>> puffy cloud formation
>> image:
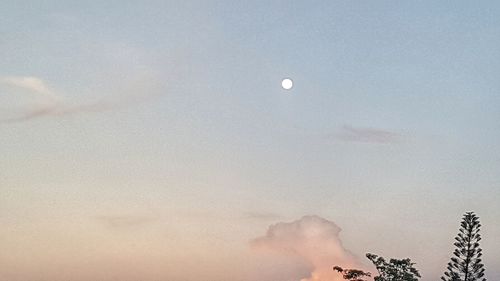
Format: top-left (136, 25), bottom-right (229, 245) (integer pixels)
top-left (251, 215), bottom-right (365, 281)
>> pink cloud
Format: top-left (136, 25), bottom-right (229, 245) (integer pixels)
top-left (251, 215), bottom-right (367, 281)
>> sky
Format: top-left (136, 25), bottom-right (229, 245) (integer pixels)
top-left (1, 1), bottom-right (500, 280)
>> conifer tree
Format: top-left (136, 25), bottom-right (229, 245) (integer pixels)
top-left (441, 212), bottom-right (486, 281)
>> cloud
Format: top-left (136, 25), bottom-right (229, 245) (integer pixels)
top-left (0, 75), bottom-right (161, 124)
top-left (331, 125), bottom-right (402, 144)
top-left (0, 76), bottom-right (60, 123)
top-left (95, 215), bottom-right (157, 229)
top-left (243, 211), bottom-right (283, 221)
top-left (0, 76), bottom-right (58, 98)
top-left (251, 215), bottom-right (365, 281)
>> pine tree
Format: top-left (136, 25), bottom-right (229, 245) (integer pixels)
top-left (441, 212), bottom-right (486, 281)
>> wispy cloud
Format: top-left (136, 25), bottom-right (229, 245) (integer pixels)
top-left (331, 125), bottom-right (402, 144)
top-left (95, 215), bottom-right (157, 229)
top-left (243, 212), bottom-right (283, 221)
top-left (0, 75), bottom-right (161, 124)
top-left (0, 76), bottom-right (58, 98)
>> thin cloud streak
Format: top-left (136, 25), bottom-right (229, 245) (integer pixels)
top-left (1, 106), bottom-right (58, 124)
top-left (243, 212), bottom-right (283, 221)
top-left (0, 75), bottom-right (163, 124)
top-left (332, 125), bottom-right (403, 144)
top-left (95, 215), bottom-right (157, 229)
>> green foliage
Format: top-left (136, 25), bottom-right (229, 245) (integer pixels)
top-left (441, 212), bottom-right (486, 281)
top-left (333, 266), bottom-right (371, 281)
top-left (366, 253), bottom-right (421, 281)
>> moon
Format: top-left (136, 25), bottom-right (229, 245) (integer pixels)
top-left (281, 78), bottom-right (293, 90)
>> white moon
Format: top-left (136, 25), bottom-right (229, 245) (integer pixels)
top-left (281, 78), bottom-right (293, 90)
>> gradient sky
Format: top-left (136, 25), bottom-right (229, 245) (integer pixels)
top-left (1, 1), bottom-right (500, 281)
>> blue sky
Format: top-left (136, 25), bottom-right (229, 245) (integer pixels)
top-left (1, 1), bottom-right (500, 280)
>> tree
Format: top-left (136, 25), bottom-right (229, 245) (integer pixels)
top-left (334, 254), bottom-right (420, 281)
top-left (366, 253), bottom-right (421, 281)
top-left (441, 212), bottom-right (486, 281)
top-left (333, 266), bottom-right (371, 281)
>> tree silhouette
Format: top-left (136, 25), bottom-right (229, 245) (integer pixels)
top-left (366, 253), bottom-right (421, 281)
top-left (333, 266), bottom-right (371, 281)
top-left (441, 212), bottom-right (486, 281)
top-left (334, 254), bottom-right (420, 281)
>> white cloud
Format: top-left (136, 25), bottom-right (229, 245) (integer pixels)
top-left (251, 215), bottom-right (367, 281)
top-left (0, 76), bottom-right (59, 100)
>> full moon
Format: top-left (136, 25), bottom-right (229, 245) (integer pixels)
top-left (281, 78), bottom-right (293, 90)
